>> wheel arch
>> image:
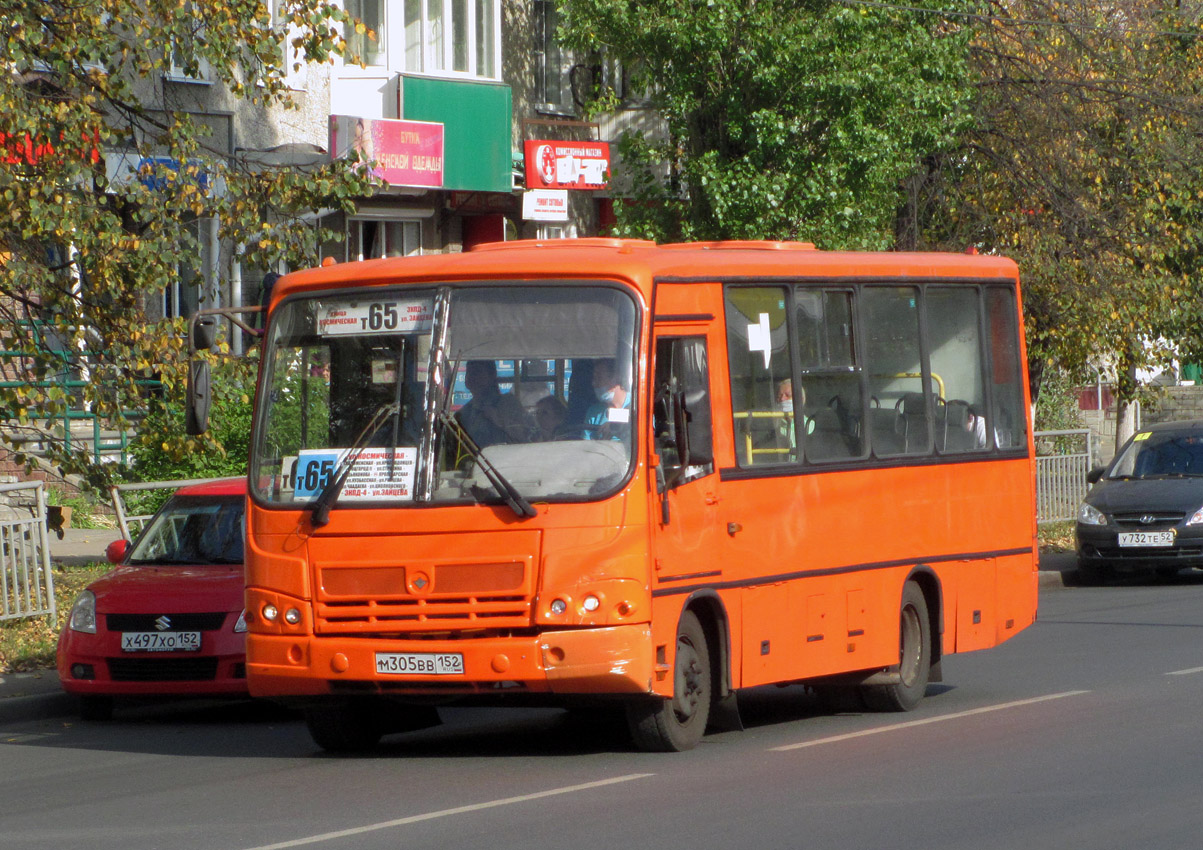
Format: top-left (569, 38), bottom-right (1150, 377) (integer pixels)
top-left (903, 565), bottom-right (944, 676)
top-left (678, 589), bottom-right (733, 698)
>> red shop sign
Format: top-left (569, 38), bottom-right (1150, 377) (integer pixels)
top-left (524, 140), bottom-right (610, 190)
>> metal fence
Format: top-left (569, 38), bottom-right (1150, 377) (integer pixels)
top-left (108, 477), bottom-right (234, 542)
top-left (0, 481), bottom-right (56, 623)
top-left (1034, 428), bottom-right (1094, 524)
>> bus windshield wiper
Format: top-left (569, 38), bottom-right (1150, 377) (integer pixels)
top-left (310, 401), bottom-right (400, 527)
top-left (437, 410), bottom-right (536, 519)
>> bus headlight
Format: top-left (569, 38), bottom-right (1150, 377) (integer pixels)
top-left (1077, 503), bottom-right (1107, 526)
top-left (549, 599), bottom-right (568, 616)
top-left (262, 604), bottom-right (279, 622)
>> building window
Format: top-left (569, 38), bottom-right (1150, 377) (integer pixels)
top-left (164, 220), bottom-right (211, 320)
top-left (346, 0), bottom-right (386, 67)
top-left (404, 0), bottom-right (499, 78)
top-left (350, 219), bottom-right (422, 260)
top-left (534, 0), bottom-right (574, 112)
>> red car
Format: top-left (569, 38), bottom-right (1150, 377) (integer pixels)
top-left (57, 478), bottom-right (249, 720)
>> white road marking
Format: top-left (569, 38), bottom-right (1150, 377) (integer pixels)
top-left (770, 690), bottom-right (1091, 752)
top-left (1165, 666), bottom-right (1203, 676)
top-left (240, 773), bottom-right (655, 850)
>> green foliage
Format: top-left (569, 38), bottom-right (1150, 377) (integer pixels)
top-left (122, 355), bottom-right (257, 516)
top-left (559, 0), bottom-right (974, 246)
top-left (916, 1), bottom-right (1203, 404)
top-left (1034, 368), bottom-right (1087, 434)
top-left (0, 0), bottom-right (374, 484)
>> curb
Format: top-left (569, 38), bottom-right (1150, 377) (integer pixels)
top-left (0, 691), bottom-right (74, 725)
top-left (1039, 570), bottom-right (1071, 588)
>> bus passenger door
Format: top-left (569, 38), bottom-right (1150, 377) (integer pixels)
top-left (650, 332), bottom-right (727, 586)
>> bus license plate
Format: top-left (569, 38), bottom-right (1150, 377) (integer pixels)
top-left (375, 652), bottom-right (464, 676)
top-left (1118, 531), bottom-right (1175, 547)
top-left (121, 631), bottom-right (202, 652)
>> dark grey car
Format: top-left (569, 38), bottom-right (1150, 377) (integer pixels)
top-left (1076, 420), bottom-right (1203, 585)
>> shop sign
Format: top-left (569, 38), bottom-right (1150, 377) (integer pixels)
top-left (330, 115), bottom-right (444, 188)
top-left (523, 189), bottom-right (569, 222)
top-left (524, 140), bottom-right (609, 190)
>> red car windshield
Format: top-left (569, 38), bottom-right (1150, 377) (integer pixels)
top-left (127, 495), bottom-right (245, 566)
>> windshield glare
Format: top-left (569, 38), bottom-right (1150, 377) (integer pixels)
top-left (252, 284), bottom-right (639, 507)
top-left (1109, 431), bottom-right (1203, 478)
top-left (128, 497), bottom-right (245, 565)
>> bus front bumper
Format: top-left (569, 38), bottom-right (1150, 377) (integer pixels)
top-left (246, 624), bottom-right (655, 699)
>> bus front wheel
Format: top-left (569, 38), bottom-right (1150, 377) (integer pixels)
top-left (626, 610), bottom-right (711, 752)
top-left (304, 699), bottom-right (385, 753)
top-left (862, 582), bottom-right (931, 712)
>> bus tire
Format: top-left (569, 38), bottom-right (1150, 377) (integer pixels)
top-left (626, 610), bottom-right (711, 752)
top-left (304, 700), bottom-right (384, 753)
top-left (862, 582), bottom-right (931, 712)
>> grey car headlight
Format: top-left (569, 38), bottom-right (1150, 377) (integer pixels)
top-left (1077, 503), bottom-right (1107, 526)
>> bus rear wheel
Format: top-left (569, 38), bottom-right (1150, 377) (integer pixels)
top-left (862, 582), bottom-right (931, 712)
top-left (626, 610), bottom-right (711, 752)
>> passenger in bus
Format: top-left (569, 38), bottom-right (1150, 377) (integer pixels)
top-left (456, 360), bottom-right (532, 447)
top-left (533, 395), bottom-right (568, 441)
top-left (585, 359), bottom-right (631, 440)
top-left (966, 405), bottom-right (989, 449)
top-left (776, 379), bottom-right (815, 449)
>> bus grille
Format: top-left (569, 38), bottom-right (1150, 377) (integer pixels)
top-left (314, 595), bottom-right (531, 633)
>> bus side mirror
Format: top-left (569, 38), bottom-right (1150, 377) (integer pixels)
top-left (192, 313), bottom-right (218, 352)
top-left (185, 359), bottom-right (211, 435)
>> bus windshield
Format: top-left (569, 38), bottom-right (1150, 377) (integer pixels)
top-left (251, 283), bottom-right (639, 508)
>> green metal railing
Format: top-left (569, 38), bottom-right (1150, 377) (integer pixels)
top-left (0, 332), bottom-right (160, 466)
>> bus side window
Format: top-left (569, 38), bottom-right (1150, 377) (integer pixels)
top-left (795, 288), bottom-right (865, 462)
top-left (863, 286), bottom-right (931, 457)
top-left (986, 287), bottom-right (1027, 449)
top-left (725, 287), bottom-right (792, 467)
top-left (654, 336), bottom-right (713, 484)
top-left (927, 286), bottom-right (988, 453)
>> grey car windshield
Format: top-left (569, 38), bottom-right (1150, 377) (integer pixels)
top-left (1109, 431), bottom-right (1203, 478)
top-left (251, 284), bottom-right (639, 507)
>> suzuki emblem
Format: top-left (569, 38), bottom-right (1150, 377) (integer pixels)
top-left (155, 615), bottom-right (171, 631)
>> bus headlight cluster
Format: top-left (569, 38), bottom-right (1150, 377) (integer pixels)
top-left (550, 598), bottom-right (567, 615)
top-left (261, 604), bottom-right (302, 625)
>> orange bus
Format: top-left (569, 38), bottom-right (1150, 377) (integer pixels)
top-left (237, 239), bottom-right (1038, 752)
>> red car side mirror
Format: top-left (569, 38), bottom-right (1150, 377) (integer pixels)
top-left (106, 539), bottom-right (130, 564)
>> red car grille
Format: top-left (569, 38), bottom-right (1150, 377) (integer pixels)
top-left (107, 658), bottom-right (220, 681)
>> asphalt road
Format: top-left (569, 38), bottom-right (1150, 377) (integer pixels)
top-left (4, 575), bottom-right (1203, 850)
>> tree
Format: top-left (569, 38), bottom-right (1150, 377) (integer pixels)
top-left (557, 0), bottom-right (976, 247)
top-left (913, 0), bottom-right (1203, 448)
top-left (0, 0), bottom-right (374, 484)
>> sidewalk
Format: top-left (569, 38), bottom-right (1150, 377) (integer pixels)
top-left (0, 526), bottom-right (125, 724)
